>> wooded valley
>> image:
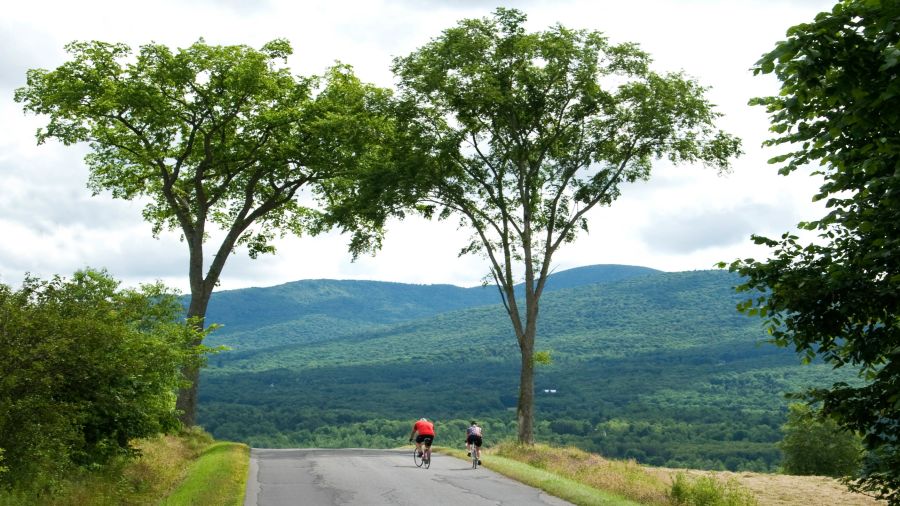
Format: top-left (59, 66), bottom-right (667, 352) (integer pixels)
top-left (197, 265), bottom-right (854, 472)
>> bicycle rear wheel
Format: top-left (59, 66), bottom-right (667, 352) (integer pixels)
top-left (423, 447), bottom-right (431, 469)
top-left (414, 447), bottom-right (423, 467)
top-left (472, 448), bottom-right (478, 469)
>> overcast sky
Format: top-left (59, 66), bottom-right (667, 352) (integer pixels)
top-left (0, 0), bottom-right (835, 292)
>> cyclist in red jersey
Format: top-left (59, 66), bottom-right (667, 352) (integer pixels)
top-left (408, 417), bottom-right (435, 457)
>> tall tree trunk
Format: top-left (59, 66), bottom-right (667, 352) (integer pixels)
top-left (174, 368), bottom-right (200, 427)
top-left (176, 289), bottom-right (211, 426)
top-left (517, 321), bottom-right (536, 444)
top-left (175, 223), bottom-right (241, 426)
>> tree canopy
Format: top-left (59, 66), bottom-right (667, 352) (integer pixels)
top-left (387, 8), bottom-right (741, 443)
top-left (726, 0), bottom-right (900, 501)
top-left (15, 39), bottom-right (395, 425)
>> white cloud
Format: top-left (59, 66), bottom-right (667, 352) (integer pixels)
top-left (0, 0), bottom-right (837, 292)
top-left (639, 203), bottom-right (792, 254)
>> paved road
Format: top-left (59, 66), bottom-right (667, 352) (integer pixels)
top-left (244, 448), bottom-right (573, 506)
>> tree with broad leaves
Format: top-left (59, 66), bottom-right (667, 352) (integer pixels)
top-left (15, 39), bottom-right (394, 426)
top-left (385, 8), bottom-right (742, 444)
top-left (723, 0), bottom-right (900, 501)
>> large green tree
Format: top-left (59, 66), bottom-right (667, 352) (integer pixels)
top-left (0, 269), bottom-right (204, 489)
top-left (387, 9), bottom-right (741, 443)
top-left (725, 0), bottom-right (900, 501)
top-left (15, 39), bottom-right (393, 425)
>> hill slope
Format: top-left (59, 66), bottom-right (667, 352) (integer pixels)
top-left (202, 264), bottom-right (659, 351)
top-left (197, 265), bottom-right (852, 472)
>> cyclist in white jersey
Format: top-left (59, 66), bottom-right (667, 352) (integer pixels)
top-left (465, 421), bottom-right (483, 464)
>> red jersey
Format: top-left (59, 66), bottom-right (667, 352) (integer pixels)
top-left (414, 419), bottom-right (435, 436)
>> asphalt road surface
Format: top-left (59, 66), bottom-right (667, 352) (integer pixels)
top-left (244, 448), bottom-right (573, 505)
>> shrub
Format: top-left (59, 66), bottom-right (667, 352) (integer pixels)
top-left (779, 403), bottom-right (862, 477)
top-left (669, 473), bottom-right (758, 506)
top-left (0, 270), bottom-right (208, 489)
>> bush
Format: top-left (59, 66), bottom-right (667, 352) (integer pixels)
top-left (0, 270), bottom-right (207, 490)
top-left (779, 403), bottom-right (862, 477)
top-left (669, 473), bottom-right (758, 506)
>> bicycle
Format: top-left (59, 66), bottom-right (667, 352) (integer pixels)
top-left (466, 422), bottom-right (484, 469)
top-left (412, 437), bottom-right (432, 469)
top-left (468, 441), bottom-right (481, 469)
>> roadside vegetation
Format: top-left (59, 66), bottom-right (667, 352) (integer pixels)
top-left (0, 270), bottom-right (210, 493)
top-left (438, 443), bottom-right (756, 506)
top-left (162, 436), bottom-right (248, 506)
top-left (0, 429), bottom-right (246, 506)
top-left (439, 442), bottom-right (878, 506)
top-left (490, 443), bottom-right (673, 505)
top-left (478, 442), bottom-right (756, 506)
top-left (0, 271), bottom-right (248, 505)
top-left (438, 444), bottom-right (643, 506)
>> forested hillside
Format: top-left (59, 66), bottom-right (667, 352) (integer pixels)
top-left (197, 265), bottom-right (853, 472)
top-left (202, 264), bottom-right (659, 351)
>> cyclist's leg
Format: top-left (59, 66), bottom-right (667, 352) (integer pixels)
top-left (415, 435), bottom-right (425, 456)
top-left (424, 436), bottom-right (433, 459)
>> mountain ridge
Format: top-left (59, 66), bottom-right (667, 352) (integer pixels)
top-left (205, 268), bottom-right (750, 371)
top-left (203, 263), bottom-right (661, 350)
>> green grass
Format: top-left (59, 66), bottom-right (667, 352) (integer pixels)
top-left (436, 443), bottom-right (762, 506)
top-left (669, 473), bottom-right (758, 506)
top-left (161, 441), bottom-right (248, 506)
top-left (0, 430), bottom-right (249, 506)
top-left (437, 446), bottom-right (642, 506)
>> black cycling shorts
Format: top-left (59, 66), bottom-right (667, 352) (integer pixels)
top-left (415, 435), bottom-right (434, 446)
top-left (466, 435), bottom-right (483, 447)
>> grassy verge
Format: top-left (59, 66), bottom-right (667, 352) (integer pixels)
top-left (162, 441), bottom-right (248, 505)
top-left (438, 446), bottom-right (641, 506)
top-left (437, 443), bottom-right (759, 506)
top-left (0, 428), bottom-right (248, 506)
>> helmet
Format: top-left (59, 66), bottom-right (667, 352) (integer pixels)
top-left (419, 417), bottom-right (427, 421)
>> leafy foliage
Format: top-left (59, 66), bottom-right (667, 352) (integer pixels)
top-left (0, 270), bottom-right (206, 490)
top-left (779, 403), bottom-right (861, 477)
top-left (385, 8), bottom-right (742, 442)
top-left (14, 39), bottom-right (392, 262)
top-left (14, 38), bottom-right (396, 425)
top-left (726, 0), bottom-right (900, 500)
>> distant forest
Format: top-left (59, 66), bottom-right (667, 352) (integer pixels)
top-left (197, 266), bottom-right (855, 471)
